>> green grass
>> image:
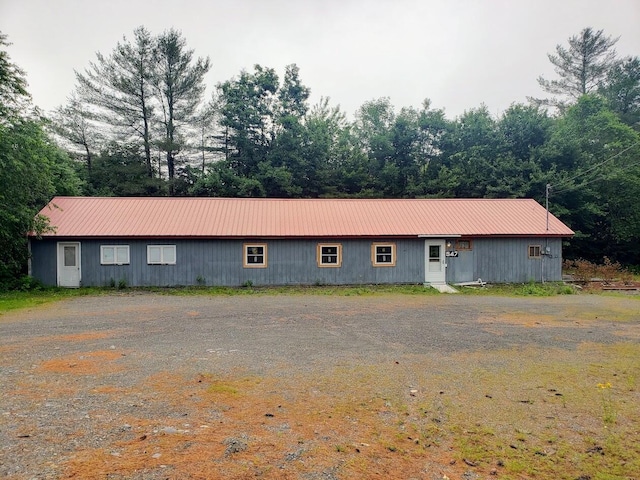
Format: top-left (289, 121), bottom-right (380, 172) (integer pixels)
top-left (128, 283), bottom-right (444, 297)
top-left (0, 281), bottom-right (603, 315)
top-left (457, 282), bottom-right (576, 296)
top-left (0, 288), bottom-right (105, 314)
top-left (1, 284), bottom-right (438, 314)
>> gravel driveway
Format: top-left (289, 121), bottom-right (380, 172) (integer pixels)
top-left (1, 292), bottom-right (639, 479)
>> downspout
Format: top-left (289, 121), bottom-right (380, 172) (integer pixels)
top-left (544, 184), bottom-right (550, 284)
top-left (27, 237), bottom-right (32, 277)
top-left (541, 240), bottom-right (545, 284)
top-left (541, 238), bottom-right (550, 284)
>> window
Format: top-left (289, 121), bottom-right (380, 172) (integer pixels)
top-left (529, 245), bottom-right (541, 258)
top-left (372, 243), bottom-right (396, 267)
top-left (455, 239), bottom-right (473, 251)
top-left (147, 245), bottom-right (176, 265)
top-left (244, 243), bottom-right (267, 268)
top-left (64, 246), bottom-right (77, 267)
top-left (317, 244), bottom-right (342, 267)
top-left (101, 245), bottom-right (130, 265)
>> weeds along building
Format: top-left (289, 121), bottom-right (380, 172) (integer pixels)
top-left (29, 196), bottom-right (574, 288)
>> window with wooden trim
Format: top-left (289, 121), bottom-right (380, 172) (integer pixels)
top-left (244, 243), bottom-right (267, 268)
top-left (455, 239), bottom-right (473, 251)
top-left (147, 245), bottom-right (176, 265)
top-left (317, 244), bottom-right (342, 267)
top-left (372, 243), bottom-right (396, 266)
top-left (528, 245), bottom-right (542, 258)
top-left (101, 245), bottom-right (130, 265)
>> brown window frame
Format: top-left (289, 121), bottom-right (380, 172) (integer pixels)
top-left (455, 239), bottom-right (473, 251)
top-left (243, 243), bottom-right (268, 268)
top-left (371, 243), bottom-right (396, 267)
top-left (528, 245), bottom-right (542, 258)
top-left (317, 243), bottom-right (342, 268)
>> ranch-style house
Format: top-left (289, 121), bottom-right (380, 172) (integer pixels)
top-left (29, 196), bottom-right (574, 288)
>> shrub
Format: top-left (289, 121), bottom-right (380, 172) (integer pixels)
top-left (598, 257), bottom-right (622, 284)
top-left (565, 257), bottom-right (629, 284)
top-left (565, 259), bottom-right (597, 283)
top-left (0, 275), bottom-right (44, 292)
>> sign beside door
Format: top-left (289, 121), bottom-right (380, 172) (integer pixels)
top-left (424, 239), bottom-right (446, 284)
top-left (57, 242), bottom-right (81, 287)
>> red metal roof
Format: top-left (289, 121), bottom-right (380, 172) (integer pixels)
top-left (34, 197), bottom-right (574, 238)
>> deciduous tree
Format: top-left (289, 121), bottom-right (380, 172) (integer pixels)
top-left (600, 56), bottom-right (640, 128)
top-left (0, 32), bottom-right (29, 120)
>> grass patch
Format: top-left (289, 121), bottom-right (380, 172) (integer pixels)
top-left (0, 284), bottom-right (441, 311)
top-left (458, 282), bottom-right (576, 296)
top-left (206, 382), bottom-right (239, 396)
top-left (0, 288), bottom-right (104, 314)
top-left (0, 280), bottom-right (617, 316)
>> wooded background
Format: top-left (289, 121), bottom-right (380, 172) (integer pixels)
top-left (1, 27), bottom-right (639, 287)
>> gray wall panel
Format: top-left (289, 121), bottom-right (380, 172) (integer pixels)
top-left (444, 237), bottom-right (563, 284)
top-left (30, 241), bottom-right (57, 286)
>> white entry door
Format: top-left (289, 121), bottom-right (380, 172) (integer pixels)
top-left (424, 239), bottom-right (446, 284)
top-left (57, 242), bottom-right (81, 287)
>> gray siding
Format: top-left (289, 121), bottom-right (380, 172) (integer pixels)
top-left (30, 241), bottom-right (58, 286)
top-left (30, 236), bottom-right (565, 287)
top-left (445, 237), bottom-right (563, 283)
top-left (32, 238), bottom-right (425, 287)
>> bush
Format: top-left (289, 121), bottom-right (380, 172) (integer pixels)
top-left (564, 257), bottom-right (630, 284)
top-left (564, 259), bottom-right (597, 283)
top-left (0, 275), bottom-right (44, 292)
top-left (599, 257), bottom-right (621, 284)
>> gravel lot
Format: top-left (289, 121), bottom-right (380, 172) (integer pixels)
top-left (1, 292), bottom-right (639, 479)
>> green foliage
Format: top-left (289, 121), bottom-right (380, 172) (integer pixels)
top-left (3, 25), bottom-right (640, 291)
top-left (0, 287), bottom-right (103, 312)
top-left (600, 56), bottom-right (640, 128)
top-left (0, 32), bottom-right (30, 119)
top-left (0, 118), bottom-right (82, 287)
top-left (87, 143), bottom-right (166, 196)
top-left (545, 95), bottom-right (640, 263)
top-left (516, 282), bottom-right (575, 296)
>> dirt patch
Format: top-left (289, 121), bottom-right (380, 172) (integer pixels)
top-left (35, 330), bottom-right (121, 344)
top-left (0, 293), bottom-right (639, 479)
top-left (38, 349), bottom-right (127, 374)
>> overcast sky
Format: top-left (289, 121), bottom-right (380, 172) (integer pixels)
top-left (1, 0), bottom-right (638, 119)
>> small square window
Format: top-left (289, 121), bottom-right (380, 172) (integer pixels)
top-left (147, 245), bottom-right (176, 265)
top-left (372, 243), bottom-right (396, 267)
top-left (529, 245), bottom-right (541, 258)
top-left (317, 244), bottom-right (342, 267)
top-left (244, 243), bottom-right (267, 268)
top-left (101, 245), bottom-right (130, 265)
top-left (455, 239), bottom-right (472, 251)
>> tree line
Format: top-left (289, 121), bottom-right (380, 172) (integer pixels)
top-left (1, 27), bottom-right (639, 287)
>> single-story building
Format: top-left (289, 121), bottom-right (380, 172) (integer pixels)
top-left (29, 196), bottom-right (574, 288)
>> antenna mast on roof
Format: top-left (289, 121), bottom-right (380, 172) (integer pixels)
top-left (545, 183), bottom-right (550, 231)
